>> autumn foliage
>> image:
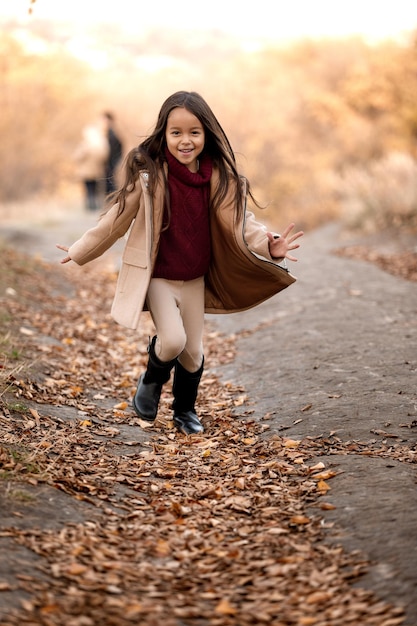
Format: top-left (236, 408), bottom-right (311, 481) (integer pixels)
top-left (1, 16), bottom-right (417, 232)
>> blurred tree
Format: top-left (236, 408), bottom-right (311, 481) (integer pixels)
top-left (2, 21), bottom-right (417, 231)
top-left (0, 34), bottom-right (99, 201)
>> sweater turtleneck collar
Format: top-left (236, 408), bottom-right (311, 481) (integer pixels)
top-left (164, 147), bottom-right (212, 186)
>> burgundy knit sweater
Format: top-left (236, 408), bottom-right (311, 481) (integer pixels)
top-left (152, 150), bottom-right (213, 281)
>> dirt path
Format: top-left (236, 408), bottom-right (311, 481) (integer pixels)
top-left (1, 210), bottom-right (416, 624)
top-left (212, 222), bottom-right (417, 624)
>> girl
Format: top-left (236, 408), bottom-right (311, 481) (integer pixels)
top-left (57, 91), bottom-right (303, 435)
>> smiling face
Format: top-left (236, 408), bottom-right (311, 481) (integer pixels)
top-left (165, 106), bottom-right (205, 172)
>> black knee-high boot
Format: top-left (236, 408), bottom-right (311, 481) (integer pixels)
top-left (172, 358), bottom-right (204, 435)
top-left (133, 336), bottom-right (176, 422)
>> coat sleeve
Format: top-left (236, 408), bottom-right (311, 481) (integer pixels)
top-left (243, 210), bottom-right (273, 260)
top-left (68, 185), bottom-right (142, 266)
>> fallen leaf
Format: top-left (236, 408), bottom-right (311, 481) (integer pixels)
top-left (113, 401), bottom-right (128, 410)
top-left (290, 515), bottom-right (310, 525)
top-left (283, 438), bottom-right (301, 448)
top-left (66, 563), bottom-right (88, 575)
top-left (312, 470), bottom-right (338, 480)
top-left (215, 599), bottom-right (238, 615)
top-left (309, 462), bottom-right (326, 472)
top-left (317, 479), bottom-right (331, 493)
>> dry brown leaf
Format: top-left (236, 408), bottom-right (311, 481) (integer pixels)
top-left (307, 590), bottom-right (332, 604)
top-left (66, 563), bottom-right (88, 575)
top-left (317, 479), bottom-right (331, 493)
top-left (215, 598), bottom-right (238, 615)
top-left (319, 502), bottom-right (336, 510)
top-left (312, 470), bottom-right (338, 480)
top-left (309, 462), bottom-right (326, 472)
top-left (235, 477), bottom-right (245, 490)
top-left (283, 438), bottom-right (301, 448)
top-left (290, 515), bottom-right (311, 525)
top-left (113, 401), bottom-right (128, 410)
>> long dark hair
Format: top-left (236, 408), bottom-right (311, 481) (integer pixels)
top-left (114, 91), bottom-right (258, 220)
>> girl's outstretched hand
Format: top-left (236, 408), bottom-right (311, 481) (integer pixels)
top-left (56, 244), bottom-right (72, 264)
top-left (267, 223), bottom-right (304, 262)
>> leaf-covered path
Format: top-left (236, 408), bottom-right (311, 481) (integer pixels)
top-left (0, 213), bottom-right (416, 625)
top-left (210, 222), bottom-right (417, 625)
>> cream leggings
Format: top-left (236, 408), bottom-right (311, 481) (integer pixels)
top-left (146, 276), bottom-right (205, 373)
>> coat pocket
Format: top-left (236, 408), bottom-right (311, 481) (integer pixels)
top-left (117, 247), bottom-right (148, 295)
top-left (122, 246), bottom-right (147, 268)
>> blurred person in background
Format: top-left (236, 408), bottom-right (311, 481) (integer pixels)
top-left (103, 111), bottom-right (123, 195)
top-left (74, 121), bottom-right (109, 211)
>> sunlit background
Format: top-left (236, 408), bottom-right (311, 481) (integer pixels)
top-left (7, 0), bottom-right (417, 42)
top-left (2, 0), bottom-right (417, 231)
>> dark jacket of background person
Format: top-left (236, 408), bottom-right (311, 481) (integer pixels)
top-left (103, 112), bottom-right (123, 194)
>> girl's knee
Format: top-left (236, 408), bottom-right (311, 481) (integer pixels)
top-left (156, 334), bottom-right (186, 362)
top-left (178, 349), bottom-right (204, 373)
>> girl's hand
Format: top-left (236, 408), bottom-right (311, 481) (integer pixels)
top-left (267, 223), bottom-right (304, 262)
top-left (56, 244), bottom-right (72, 264)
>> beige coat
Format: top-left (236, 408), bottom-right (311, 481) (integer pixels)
top-left (73, 125), bottom-right (109, 181)
top-left (68, 167), bottom-right (296, 330)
